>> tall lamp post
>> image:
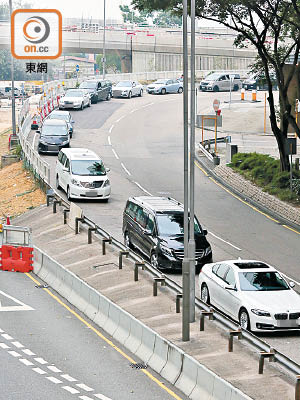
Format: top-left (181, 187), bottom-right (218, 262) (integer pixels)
top-left (9, 0), bottom-right (16, 136)
top-left (102, 0), bottom-right (106, 79)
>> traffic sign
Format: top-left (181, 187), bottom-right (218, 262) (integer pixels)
top-left (76, 64), bottom-right (79, 72)
top-left (213, 99), bottom-right (220, 111)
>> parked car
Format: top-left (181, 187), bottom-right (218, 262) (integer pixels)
top-left (47, 110), bottom-right (74, 137)
top-left (242, 74), bottom-right (278, 90)
top-left (147, 79), bottom-right (183, 95)
top-left (59, 89), bottom-right (91, 110)
top-left (79, 79), bottom-right (112, 103)
top-left (55, 148), bottom-right (111, 201)
top-left (122, 196), bottom-right (212, 272)
top-left (199, 259), bottom-right (300, 332)
top-left (37, 119), bottom-right (70, 154)
top-left (112, 81), bottom-right (143, 99)
top-left (199, 72), bottom-right (241, 92)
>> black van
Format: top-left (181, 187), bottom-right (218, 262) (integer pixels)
top-left (122, 196), bottom-right (212, 272)
top-left (79, 79), bottom-right (112, 103)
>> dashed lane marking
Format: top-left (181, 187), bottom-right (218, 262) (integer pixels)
top-left (111, 149), bottom-right (119, 160)
top-left (22, 349), bottom-right (35, 356)
top-left (46, 376), bottom-right (63, 384)
top-left (209, 231), bottom-right (242, 251)
top-left (76, 383), bottom-right (93, 392)
top-left (34, 357), bottom-right (48, 365)
top-left (48, 365), bottom-right (62, 373)
top-left (1, 333), bottom-right (13, 340)
top-left (32, 367), bottom-right (47, 375)
top-left (121, 163), bottom-right (131, 176)
top-left (115, 115), bottom-right (125, 123)
top-left (8, 350), bottom-right (21, 357)
top-left (0, 343), bottom-right (10, 349)
top-left (94, 394), bottom-right (112, 400)
top-left (62, 386), bottom-right (80, 394)
top-left (61, 374), bottom-right (77, 382)
top-left (108, 136), bottom-right (111, 145)
top-left (130, 108), bottom-right (138, 113)
top-left (108, 125), bottom-right (114, 134)
top-left (11, 341), bottom-right (24, 348)
top-left (79, 396), bottom-right (94, 400)
top-left (19, 358), bottom-right (34, 366)
top-left (141, 102), bottom-right (154, 108)
top-left (133, 181), bottom-right (152, 196)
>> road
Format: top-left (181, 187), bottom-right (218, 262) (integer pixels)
top-left (0, 270), bottom-right (187, 400)
top-left (28, 91), bottom-right (300, 361)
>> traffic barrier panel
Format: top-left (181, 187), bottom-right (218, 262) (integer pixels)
top-left (76, 281), bottom-right (91, 314)
top-left (68, 277), bottom-right (83, 310)
top-left (54, 263), bottom-right (67, 294)
top-left (135, 325), bottom-right (156, 363)
top-left (0, 245), bottom-right (33, 273)
top-left (161, 344), bottom-right (184, 384)
top-left (190, 364), bottom-right (216, 399)
top-left (103, 302), bottom-right (121, 336)
top-left (93, 295), bottom-right (110, 328)
top-left (147, 334), bottom-right (168, 374)
top-left (113, 311), bottom-right (131, 345)
top-left (175, 354), bottom-right (198, 396)
top-left (42, 255), bottom-right (59, 288)
top-left (58, 268), bottom-right (74, 300)
top-left (33, 247), bottom-right (43, 274)
top-left (85, 287), bottom-right (100, 321)
top-left (124, 318), bottom-right (143, 354)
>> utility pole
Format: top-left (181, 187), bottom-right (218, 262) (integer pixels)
top-left (9, 0), bottom-right (16, 136)
top-left (189, 0), bottom-right (196, 323)
top-left (182, 0), bottom-right (190, 342)
top-left (102, 0), bottom-right (106, 79)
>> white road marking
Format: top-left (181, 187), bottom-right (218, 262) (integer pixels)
top-left (22, 349), bottom-right (35, 356)
top-left (141, 102), bottom-right (154, 108)
top-left (108, 136), bottom-right (111, 145)
top-left (133, 181), bottom-right (152, 196)
top-left (46, 376), bottom-right (62, 384)
top-left (34, 357), bottom-right (48, 365)
top-left (61, 374), bottom-right (77, 382)
top-left (0, 290), bottom-right (34, 312)
top-left (0, 328), bottom-right (4, 333)
top-left (0, 343), bottom-right (10, 349)
top-left (2, 333), bottom-right (13, 340)
top-left (115, 115), bottom-right (125, 123)
top-left (280, 272), bottom-right (300, 287)
top-left (11, 341), bottom-right (24, 348)
top-left (94, 394), bottom-right (112, 400)
top-left (208, 231), bottom-right (242, 251)
top-left (8, 350), bottom-right (21, 357)
top-left (19, 358), bottom-right (34, 366)
top-left (130, 108), bottom-right (138, 113)
top-left (79, 396), bottom-right (94, 400)
top-left (111, 149), bottom-right (119, 160)
top-left (32, 367), bottom-right (47, 375)
top-left (109, 124), bottom-right (114, 133)
top-left (48, 365), bottom-right (62, 373)
top-left (76, 383), bottom-right (93, 392)
top-left (121, 163), bottom-right (131, 176)
top-left (62, 386), bottom-right (80, 394)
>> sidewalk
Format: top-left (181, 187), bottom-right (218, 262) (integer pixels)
top-left (14, 204), bottom-right (294, 400)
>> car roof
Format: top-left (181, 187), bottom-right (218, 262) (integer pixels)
top-left (49, 110), bottom-right (70, 116)
top-left (42, 119), bottom-right (67, 126)
top-left (129, 196), bottom-right (184, 213)
top-left (60, 148), bottom-right (100, 160)
top-left (215, 260), bottom-right (276, 273)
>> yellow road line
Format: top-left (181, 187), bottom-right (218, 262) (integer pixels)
top-left (282, 224), bottom-right (300, 235)
top-left (25, 273), bottom-right (183, 400)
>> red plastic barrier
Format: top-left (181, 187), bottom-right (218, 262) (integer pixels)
top-left (0, 245), bottom-right (34, 273)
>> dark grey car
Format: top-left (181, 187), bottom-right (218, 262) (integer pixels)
top-left (37, 119), bottom-right (70, 155)
top-left (79, 80), bottom-right (112, 103)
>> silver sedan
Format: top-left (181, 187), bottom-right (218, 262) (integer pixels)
top-left (112, 81), bottom-right (143, 99)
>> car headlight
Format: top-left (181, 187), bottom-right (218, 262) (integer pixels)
top-left (103, 179), bottom-right (110, 187)
top-left (160, 245), bottom-right (173, 258)
top-left (61, 139), bottom-right (69, 145)
top-left (204, 245), bottom-right (212, 256)
top-left (39, 139), bottom-right (48, 145)
top-left (71, 178), bottom-right (81, 186)
top-left (251, 309), bottom-right (271, 317)
top-left (122, 90), bottom-right (128, 93)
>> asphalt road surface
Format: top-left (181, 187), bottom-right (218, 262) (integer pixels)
top-left (0, 270), bottom-right (188, 400)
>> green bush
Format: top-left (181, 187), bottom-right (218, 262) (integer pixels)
top-left (272, 172), bottom-right (290, 189)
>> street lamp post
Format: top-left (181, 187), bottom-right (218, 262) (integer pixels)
top-left (9, 0), bottom-right (16, 136)
top-left (102, 0), bottom-right (106, 79)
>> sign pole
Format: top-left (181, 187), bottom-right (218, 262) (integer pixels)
top-left (264, 93), bottom-right (267, 134)
top-left (9, 0), bottom-right (16, 136)
top-left (215, 112), bottom-right (217, 153)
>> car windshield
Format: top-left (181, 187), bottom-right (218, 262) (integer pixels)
top-left (65, 90), bottom-right (83, 97)
top-left (41, 125), bottom-right (68, 136)
top-left (239, 272), bottom-right (290, 291)
top-left (156, 213), bottom-right (201, 236)
top-left (205, 73), bottom-right (220, 81)
top-left (71, 160), bottom-right (106, 176)
top-left (79, 82), bottom-right (96, 89)
top-left (116, 81), bottom-right (131, 87)
top-left (154, 79), bottom-right (167, 84)
top-left (49, 114), bottom-right (69, 122)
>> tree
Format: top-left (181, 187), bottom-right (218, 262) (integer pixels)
top-left (153, 11), bottom-right (182, 27)
top-left (119, 5), bottom-right (151, 24)
top-left (132, 0), bottom-right (300, 171)
top-left (96, 52), bottom-right (122, 74)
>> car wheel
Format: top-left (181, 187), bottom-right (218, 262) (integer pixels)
top-left (128, 91), bottom-right (132, 99)
top-left (139, 89), bottom-right (143, 97)
top-left (161, 88), bottom-right (166, 95)
top-left (150, 252), bottom-right (159, 269)
top-left (233, 84), bottom-right (239, 91)
top-left (106, 92), bottom-right (112, 101)
top-left (213, 85), bottom-right (219, 92)
top-left (67, 186), bottom-right (72, 201)
top-left (177, 87), bottom-right (183, 93)
top-left (56, 175), bottom-right (61, 190)
top-left (124, 232), bottom-right (133, 249)
top-left (239, 308), bottom-right (251, 330)
top-left (80, 103), bottom-right (84, 110)
top-left (201, 284), bottom-right (210, 304)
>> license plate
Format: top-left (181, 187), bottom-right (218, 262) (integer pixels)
top-left (48, 145), bottom-right (58, 151)
top-left (85, 191), bottom-right (98, 197)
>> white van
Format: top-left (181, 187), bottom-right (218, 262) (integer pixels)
top-left (200, 72), bottom-right (241, 92)
top-left (55, 148), bottom-right (111, 201)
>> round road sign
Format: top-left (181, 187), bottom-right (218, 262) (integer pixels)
top-left (213, 99), bottom-right (220, 111)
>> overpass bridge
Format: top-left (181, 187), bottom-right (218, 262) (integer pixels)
top-left (0, 23), bottom-right (257, 73)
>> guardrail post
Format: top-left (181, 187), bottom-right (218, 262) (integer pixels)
top-left (52, 199), bottom-right (61, 214)
top-left (200, 308), bottom-right (214, 331)
top-left (46, 190), bottom-right (54, 206)
top-left (118, 250), bottom-right (129, 269)
top-left (102, 237), bottom-right (112, 255)
top-left (153, 277), bottom-right (166, 296)
top-left (63, 209), bottom-right (70, 224)
top-left (75, 217), bottom-right (84, 235)
top-left (176, 293), bottom-right (182, 313)
top-left (295, 375), bottom-right (300, 400)
top-left (134, 262), bottom-right (145, 281)
top-left (88, 227), bottom-right (97, 244)
top-left (258, 349), bottom-right (275, 374)
top-left (228, 329), bottom-right (242, 352)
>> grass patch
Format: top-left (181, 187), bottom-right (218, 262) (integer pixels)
top-left (229, 152), bottom-right (300, 204)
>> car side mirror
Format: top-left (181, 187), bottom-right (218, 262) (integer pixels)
top-left (105, 167), bottom-right (110, 173)
top-left (203, 229), bottom-right (208, 236)
top-left (36, 130), bottom-right (40, 134)
top-left (72, 120), bottom-right (75, 123)
top-left (289, 281), bottom-right (296, 288)
top-left (62, 167), bottom-right (69, 172)
top-left (225, 285), bottom-right (237, 291)
top-left (144, 229), bottom-right (152, 236)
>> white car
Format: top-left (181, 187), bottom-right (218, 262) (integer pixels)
top-left (199, 259), bottom-right (300, 332)
top-left (59, 89), bottom-right (91, 110)
top-left (55, 148), bottom-right (111, 201)
top-left (112, 80), bottom-right (143, 99)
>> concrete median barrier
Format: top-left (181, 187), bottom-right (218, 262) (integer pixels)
top-left (124, 318), bottom-right (143, 354)
top-left (113, 311), bottom-right (131, 345)
top-left (93, 295), bottom-right (110, 328)
top-left (33, 247), bottom-right (43, 275)
top-left (175, 354), bottom-right (198, 396)
top-left (103, 302), bottom-right (121, 336)
top-left (41, 255), bottom-right (59, 289)
top-left (59, 268), bottom-right (74, 300)
top-left (189, 364), bottom-right (217, 399)
top-left (135, 325), bottom-right (156, 363)
top-left (147, 334), bottom-right (168, 374)
top-left (161, 344), bottom-right (184, 384)
top-left (76, 281), bottom-right (91, 314)
top-left (85, 287), bottom-right (100, 322)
